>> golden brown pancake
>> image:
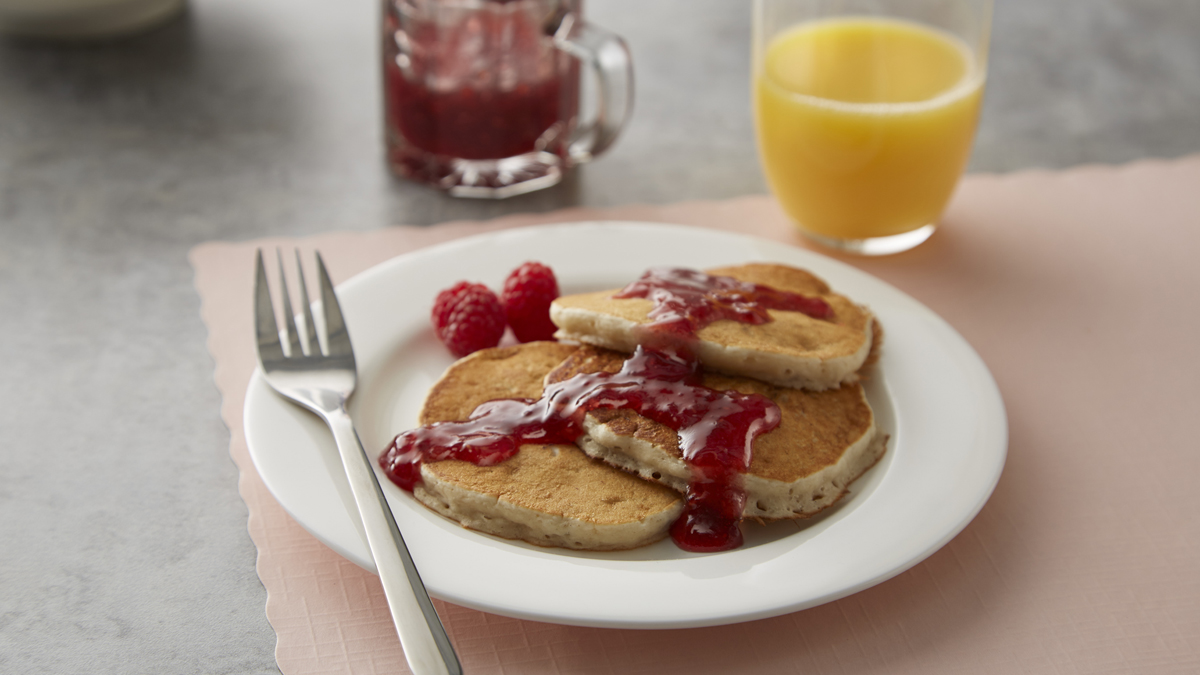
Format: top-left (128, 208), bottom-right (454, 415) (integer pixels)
top-left (550, 263), bottom-right (876, 390)
top-left (413, 342), bottom-right (683, 551)
top-left (546, 346), bottom-right (888, 520)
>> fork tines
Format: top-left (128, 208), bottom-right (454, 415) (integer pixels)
top-left (254, 248), bottom-right (352, 362)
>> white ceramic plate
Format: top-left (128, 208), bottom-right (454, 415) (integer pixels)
top-left (244, 222), bottom-right (1007, 629)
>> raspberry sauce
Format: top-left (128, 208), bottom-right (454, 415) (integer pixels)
top-left (383, 267), bottom-right (831, 552)
top-left (613, 267), bottom-right (833, 337)
top-left (385, 73), bottom-right (570, 160)
top-left (382, 2), bottom-right (579, 162)
top-left (380, 346), bottom-right (781, 552)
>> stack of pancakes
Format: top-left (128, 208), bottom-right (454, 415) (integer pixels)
top-left (405, 263), bottom-right (887, 551)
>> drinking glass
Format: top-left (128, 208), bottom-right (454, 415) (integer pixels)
top-left (383, 0), bottom-right (633, 198)
top-left (753, 0), bottom-right (992, 254)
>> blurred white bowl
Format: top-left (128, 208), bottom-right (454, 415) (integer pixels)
top-left (0, 0), bottom-right (184, 39)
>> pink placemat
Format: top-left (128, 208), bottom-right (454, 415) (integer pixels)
top-left (191, 157), bottom-right (1200, 675)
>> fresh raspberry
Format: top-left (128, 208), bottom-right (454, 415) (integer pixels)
top-left (500, 262), bottom-right (559, 342)
top-left (431, 282), bottom-right (507, 357)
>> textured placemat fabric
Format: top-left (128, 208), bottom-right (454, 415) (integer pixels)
top-left (191, 157), bottom-right (1200, 674)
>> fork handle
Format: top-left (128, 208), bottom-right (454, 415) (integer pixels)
top-left (324, 409), bottom-right (462, 675)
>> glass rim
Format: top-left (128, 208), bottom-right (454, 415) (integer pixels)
top-left (754, 14), bottom-right (989, 115)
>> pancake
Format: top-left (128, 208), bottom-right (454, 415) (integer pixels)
top-left (550, 263), bottom-right (876, 390)
top-left (546, 345), bottom-right (888, 520)
top-left (412, 342), bottom-right (683, 551)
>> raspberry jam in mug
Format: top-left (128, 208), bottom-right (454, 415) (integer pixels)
top-left (382, 0), bottom-right (633, 198)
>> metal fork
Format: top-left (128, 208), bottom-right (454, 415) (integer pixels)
top-left (254, 249), bottom-right (462, 675)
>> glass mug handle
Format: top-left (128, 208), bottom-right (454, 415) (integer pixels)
top-left (550, 13), bottom-right (634, 165)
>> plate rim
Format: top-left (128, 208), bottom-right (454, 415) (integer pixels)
top-left (243, 220), bottom-right (1008, 629)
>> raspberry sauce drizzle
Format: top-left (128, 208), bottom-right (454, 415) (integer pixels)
top-left (383, 267), bottom-right (829, 552)
top-left (379, 346), bottom-right (781, 552)
top-left (612, 267), bottom-right (833, 337)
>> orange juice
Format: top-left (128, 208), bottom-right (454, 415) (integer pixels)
top-left (754, 17), bottom-right (984, 240)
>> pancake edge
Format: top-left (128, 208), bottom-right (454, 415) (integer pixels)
top-left (551, 307), bottom-right (875, 391)
top-left (412, 447), bottom-right (683, 552)
top-left (577, 413), bottom-right (888, 521)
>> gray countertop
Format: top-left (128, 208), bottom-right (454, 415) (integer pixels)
top-left (1, 1), bottom-right (1197, 673)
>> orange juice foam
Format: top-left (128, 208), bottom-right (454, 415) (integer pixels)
top-left (755, 17), bottom-right (984, 240)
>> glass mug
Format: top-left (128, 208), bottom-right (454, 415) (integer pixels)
top-left (753, 0), bottom-right (992, 254)
top-left (382, 0), bottom-right (633, 198)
